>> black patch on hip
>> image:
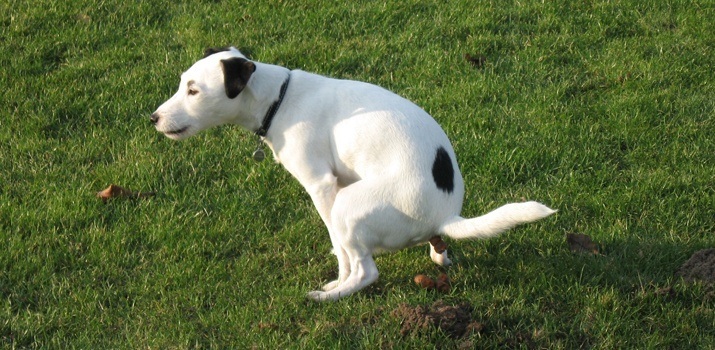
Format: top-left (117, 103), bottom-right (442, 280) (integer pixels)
top-left (432, 146), bottom-right (454, 194)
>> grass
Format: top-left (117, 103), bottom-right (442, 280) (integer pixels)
top-left (1, 0), bottom-right (714, 348)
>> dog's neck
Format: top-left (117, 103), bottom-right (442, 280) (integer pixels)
top-left (254, 73), bottom-right (291, 137)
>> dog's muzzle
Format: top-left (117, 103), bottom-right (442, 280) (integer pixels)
top-left (150, 112), bottom-right (160, 125)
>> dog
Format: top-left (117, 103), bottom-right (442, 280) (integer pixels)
top-left (151, 47), bottom-right (555, 301)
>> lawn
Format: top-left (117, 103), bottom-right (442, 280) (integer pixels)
top-left (1, 0), bottom-right (713, 348)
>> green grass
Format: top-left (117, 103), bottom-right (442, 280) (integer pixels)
top-left (2, 0), bottom-right (714, 348)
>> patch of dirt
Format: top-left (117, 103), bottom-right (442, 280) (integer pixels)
top-left (676, 248), bottom-right (715, 283)
top-left (566, 233), bottom-right (600, 255)
top-left (392, 300), bottom-right (484, 338)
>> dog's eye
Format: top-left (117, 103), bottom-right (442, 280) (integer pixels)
top-left (188, 88), bottom-right (199, 96)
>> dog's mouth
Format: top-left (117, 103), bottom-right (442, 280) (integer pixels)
top-left (164, 126), bottom-right (190, 136)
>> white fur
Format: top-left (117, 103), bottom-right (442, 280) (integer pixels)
top-left (152, 47), bottom-right (556, 301)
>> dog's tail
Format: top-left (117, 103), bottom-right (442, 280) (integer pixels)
top-left (438, 201), bottom-right (556, 240)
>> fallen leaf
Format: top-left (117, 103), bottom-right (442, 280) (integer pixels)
top-left (566, 233), bottom-right (599, 255)
top-left (96, 184), bottom-right (155, 203)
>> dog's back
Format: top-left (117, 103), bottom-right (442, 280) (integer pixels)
top-left (275, 70), bottom-right (466, 233)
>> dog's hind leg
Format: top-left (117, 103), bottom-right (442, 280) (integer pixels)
top-left (296, 172), bottom-right (350, 291)
top-left (321, 244), bottom-right (350, 291)
top-left (308, 180), bottom-right (390, 301)
top-left (309, 218), bottom-right (379, 301)
top-left (429, 245), bottom-right (452, 266)
top-left (428, 236), bottom-right (452, 266)
top-left (309, 252), bottom-right (378, 301)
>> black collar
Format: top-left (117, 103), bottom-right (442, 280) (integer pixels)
top-left (255, 73), bottom-right (291, 137)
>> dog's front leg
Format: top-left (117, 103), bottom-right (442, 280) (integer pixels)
top-left (304, 173), bottom-right (339, 228)
top-left (302, 173), bottom-right (350, 291)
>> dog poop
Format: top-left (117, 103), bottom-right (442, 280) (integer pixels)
top-left (436, 273), bottom-right (451, 293)
top-left (96, 184), bottom-right (155, 203)
top-left (414, 274), bottom-right (436, 290)
top-left (414, 273), bottom-right (451, 293)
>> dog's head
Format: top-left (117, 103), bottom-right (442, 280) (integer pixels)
top-left (151, 47), bottom-right (255, 140)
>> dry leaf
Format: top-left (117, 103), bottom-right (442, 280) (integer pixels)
top-left (566, 233), bottom-right (599, 255)
top-left (96, 184), bottom-right (155, 203)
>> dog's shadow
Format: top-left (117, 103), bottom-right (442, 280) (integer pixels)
top-left (385, 233), bottom-right (709, 303)
top-left (302, 220), bottom-right (710, 306)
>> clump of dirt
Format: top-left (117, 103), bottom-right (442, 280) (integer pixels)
top-left (677, 248), bottom-right (715, 283)
top-left (566, 233), bottom-right (600, 255)
top-left (392, 300), bottom-right (484, 338)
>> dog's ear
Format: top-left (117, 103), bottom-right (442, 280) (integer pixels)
top-left (204, 47), bottom-right (253, 59)
top-left (220, 57), bottom-right (256, 99)
top-left (204, 47), bottom-right (231, 58)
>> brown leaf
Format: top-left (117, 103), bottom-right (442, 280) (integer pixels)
top-left (566, 233), bottom-right (599, 255)
top-left (96, 184), bottom-right (155, 203)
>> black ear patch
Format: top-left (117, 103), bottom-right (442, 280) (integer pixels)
top-left (204, 47), bottom-right (232, 58)
top-left (432, 146), bottom-right (455, 194)
top-left (220, 57), bottom-right (256, 99)
top-left (204, 47), bottom-right (253, 59)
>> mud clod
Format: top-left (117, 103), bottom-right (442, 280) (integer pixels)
top-left (392, 300), bottom-right (484, 338)
top-left (676, 248), bottom-right (715, 283)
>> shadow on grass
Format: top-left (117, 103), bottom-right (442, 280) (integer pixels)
top-left (423, 234), bottom-right (715, 347)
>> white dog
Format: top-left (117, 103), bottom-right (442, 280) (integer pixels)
top-left (151, 47), bottom-right (555, 301)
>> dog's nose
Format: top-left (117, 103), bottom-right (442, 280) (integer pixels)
top-left (150, 113), bottom-right (160, 125)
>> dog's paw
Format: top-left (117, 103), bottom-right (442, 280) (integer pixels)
top-left (430, 249), bottom-right (452, 267)
top-left (435, 255), bottom-right (452, 267)
top-left (322, 280), bottom-right (339, 291)
top-left (307, 290), bottom-right (329, 302)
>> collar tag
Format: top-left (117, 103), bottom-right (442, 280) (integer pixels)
top-left (252, 147), bottom-right (265, 162)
